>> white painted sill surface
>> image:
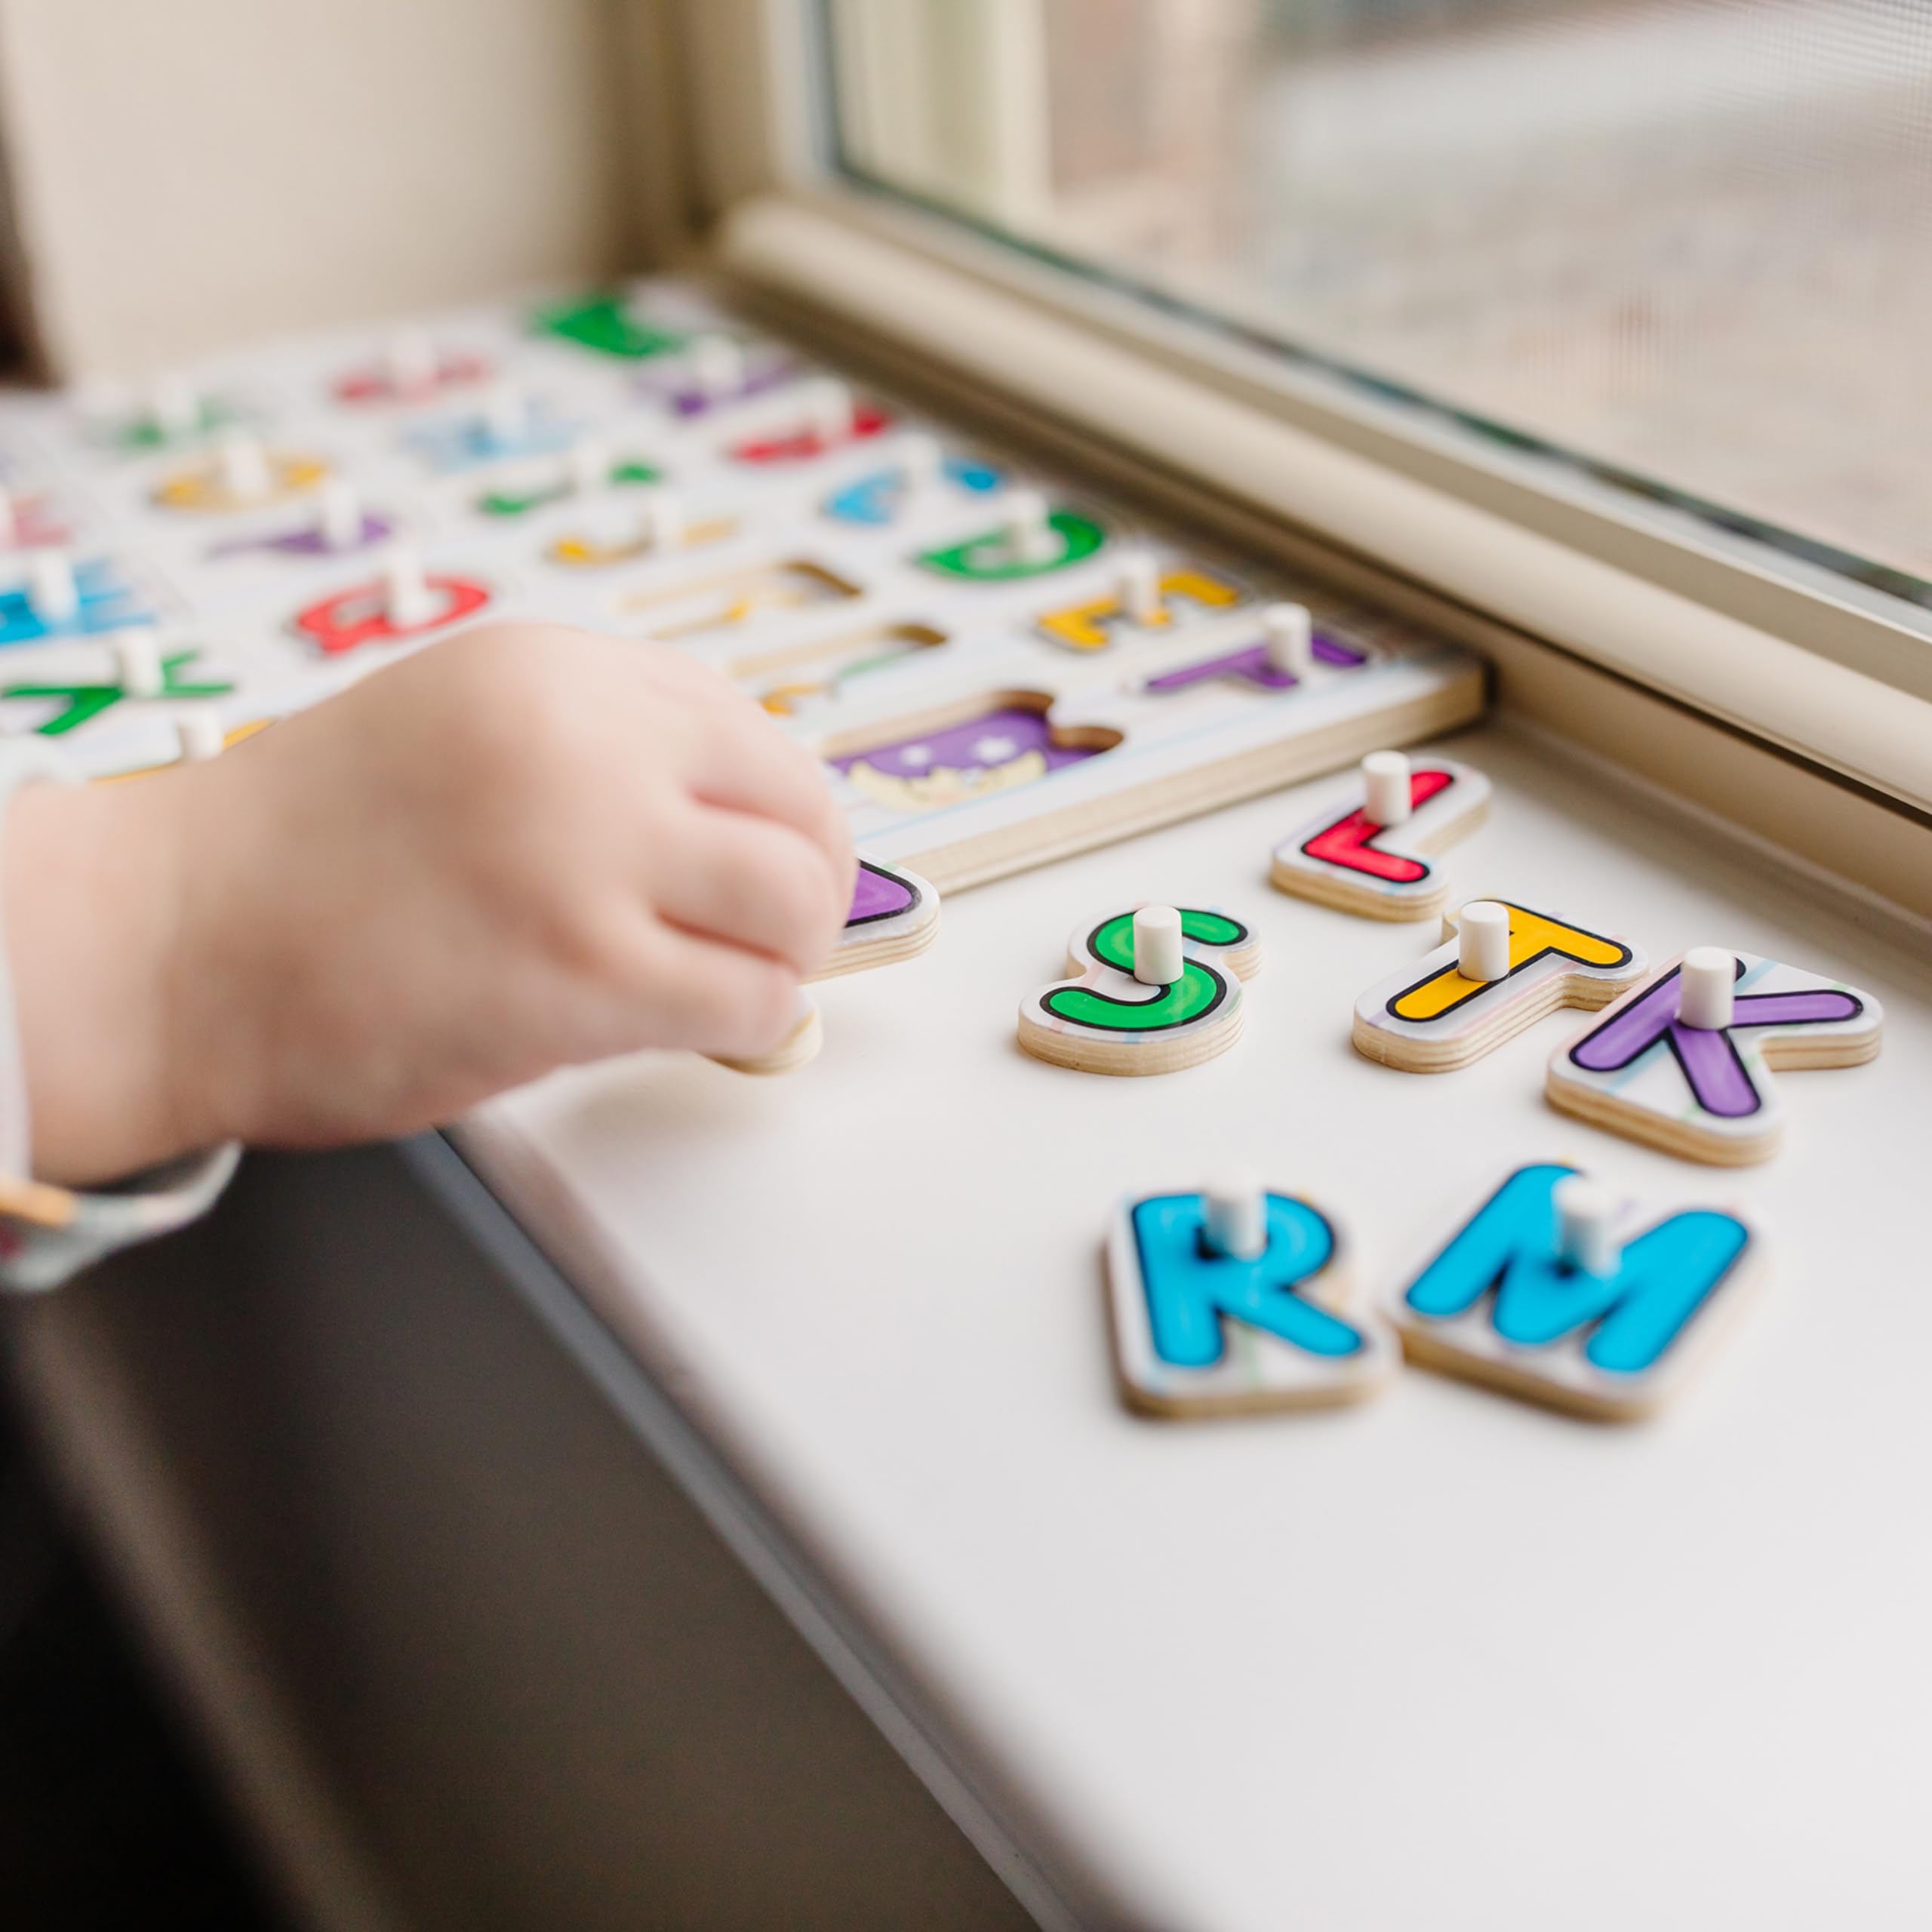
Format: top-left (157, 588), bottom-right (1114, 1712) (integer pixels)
top-left (460, 724), bottom-right (1932, 1932)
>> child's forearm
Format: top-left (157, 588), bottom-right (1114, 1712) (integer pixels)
top-left (1, 627), bottom-right (851, 1194)
top-left (6, 774), bottom-right (205, 1186)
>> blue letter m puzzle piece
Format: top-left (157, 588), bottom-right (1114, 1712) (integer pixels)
top-left (1403, 1164), bottom-right (1749, 1376)
top-left (1131, 1193), bottom-right (1366, 1367)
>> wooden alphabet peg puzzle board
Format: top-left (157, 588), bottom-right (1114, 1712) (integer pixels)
top-left (0, 278), bottom-right (1484, 884)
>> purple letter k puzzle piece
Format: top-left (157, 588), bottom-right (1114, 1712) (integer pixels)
top-left (1547, 951), bottom-right (1882, 1164)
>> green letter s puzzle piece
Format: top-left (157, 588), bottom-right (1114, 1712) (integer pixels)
top-left (1044, 908), bottom-right (1247, 1033)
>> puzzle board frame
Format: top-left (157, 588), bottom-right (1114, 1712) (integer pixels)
top-left (0, 276), bottom-right (1485, 887)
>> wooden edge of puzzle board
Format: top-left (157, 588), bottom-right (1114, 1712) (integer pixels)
top-left (896, 669), bottom-right (1486, 893)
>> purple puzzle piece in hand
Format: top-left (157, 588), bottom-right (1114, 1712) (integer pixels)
top-left (847, 860), bottom-right (918, 928)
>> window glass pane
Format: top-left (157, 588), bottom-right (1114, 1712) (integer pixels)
top-left (823, 0), bottom-right (1932, 610)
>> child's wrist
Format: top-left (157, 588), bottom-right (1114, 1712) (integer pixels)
top-left (6, 771), bottom-right (211, 1185)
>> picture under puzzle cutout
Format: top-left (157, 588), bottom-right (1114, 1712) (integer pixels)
top-left (809, 526), bottom-right (1484, 889)
top-left (1546, 952), bottom-right (1882, 1164)
top-left (1018, 903), bottom-right (1262, 1076)
top-left (1106, 1189), bottom-right (1396, 1417)
top-left (1392, 1163), bottom-right (1761, 1420)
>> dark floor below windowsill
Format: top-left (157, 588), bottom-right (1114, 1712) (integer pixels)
top-left (0, 1401), bottom-right (285, 1930)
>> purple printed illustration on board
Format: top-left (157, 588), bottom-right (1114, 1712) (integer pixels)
top-left (829, 705), bottom-right (1098, 781)
top-left (1568, 961), bottom-right (1863, 1118)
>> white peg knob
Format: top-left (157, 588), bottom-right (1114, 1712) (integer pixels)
top-left (28, 552), bottom-right (78, 625)
top-left (689, 334), bottom-right (746, 398)
top-left (1118, 551), bottom-right (1162, 625)
top-left (1457, 900), bottom-right (1512, 982)
top-left (1003, 488), bottom-right (1057, 565)
top-left (1131, 904), bottom-right (1185, 987)
top-left (1361, 749), bottom-right (1413, 827)
top-left (381, 546), bottom-right (436, 629)
top-left (151, 375), bottom-right (199, 438)
top-left (801, 378), bottom-right (851, 444)
top-left (214, 432), bottom-right (271, 501)
top-left (112, 626), bottom-right (164, 698)
top-left (897, 431), bottom-right (943, 490)
top-left (317, 478), bottom-right (363, 550)
top-left (1554, 1175), bottom-right (1620, 1278)
top-left (174, 707), bottom-right (226, 763)
top-left (1263, 601), bottom-right (1312, 677)
top-left (385, 328), bottom-right (438, 395)
top-left (1202, 1168), bottom-right (1269, 1262)
top-left (643, 488), bottom-right (685, 552)
top-left (566, 437), bottom-right (609, 498)
top-left (1678, 947), bottom-right (1736, 1030)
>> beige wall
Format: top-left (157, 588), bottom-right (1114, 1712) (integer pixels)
top-left (0, 0), bottom-right (673, 380)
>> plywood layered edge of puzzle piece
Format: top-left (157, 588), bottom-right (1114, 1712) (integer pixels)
top-left (865, 667), bottom-right (1485, 893)
top-left (1387, 1163), bottom-right (1764, 1420)
top-left (707, 855), bottom-right (940, 1074)
top-left (1104, 1188), bottom-right (1398, 1417)
top-left (1269, 753), bottom-right (1491, 921)
top-left (1545, 952), bottom-right (1884, 1164)
top-left (813, 857), bottom-right (942, 980)
top-left (1017, 903), bottom-right (1262, 1077)
top-left (1106, 1164), bottom-right (1764, 1424)
top-left (709, 996), bottom-right (826, 1078)
top-left (1352, 900), bottom-right (1648, 1073)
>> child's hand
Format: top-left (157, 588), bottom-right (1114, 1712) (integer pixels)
top-left (7, 625), bottom-right (855, 1186)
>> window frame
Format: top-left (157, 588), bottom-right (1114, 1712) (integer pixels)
top-left (674, 0), bottom-right (1932, 824)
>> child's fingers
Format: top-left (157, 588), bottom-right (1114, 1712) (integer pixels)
top-left (654, 808), bottom-right (845, 976)
top-left (631, 641), bottom-right (754, 706)
top-left (626, 925), bottom-right (805, 1058)
top-left (685, 707), bottom-right (854, 883)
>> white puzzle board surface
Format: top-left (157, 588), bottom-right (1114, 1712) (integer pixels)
top-left (0, 278), bottom-right (1481, 884)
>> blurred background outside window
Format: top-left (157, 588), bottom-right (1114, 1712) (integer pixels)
top-left (826, 0), bottom-right (1932, 614)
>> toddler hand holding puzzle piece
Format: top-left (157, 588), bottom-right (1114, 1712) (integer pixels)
top-left (0, 625), bottom-right (853, 1277)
